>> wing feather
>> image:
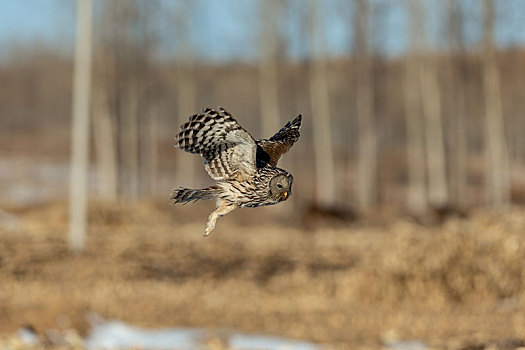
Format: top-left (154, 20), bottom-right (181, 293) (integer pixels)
top-left (256, 115), bottom-right (302, 167)
top-left (175, 107), bottom-right (257, 181)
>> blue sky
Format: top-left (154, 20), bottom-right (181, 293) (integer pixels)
top-left (1, 0), bottom-right (525, 62)
top-left (0, 0), bottom-right (74, 49)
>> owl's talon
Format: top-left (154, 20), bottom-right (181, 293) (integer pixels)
top-left (204, 223), bottom-right (214, 237)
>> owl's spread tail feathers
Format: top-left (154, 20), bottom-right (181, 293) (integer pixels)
top-left (171, 186), bottom-right (219, 204)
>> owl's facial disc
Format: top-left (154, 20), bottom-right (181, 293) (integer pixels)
top-left (269, 174), bottom-right (291, 201)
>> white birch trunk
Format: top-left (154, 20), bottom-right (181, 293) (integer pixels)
top-left (148, 105), bottom-right (159, 196)
top-left (447, 0), bottom-right (468, 208)
top-left (405, 0), bottom-right (427, 215)
top-left (420, 61), bottom-right (448, 207)
top-left (175, 2), bottom-right (197, 187)
top-left (483, 0), bottom-right (510, 206)
top-left (122, 82), bottom-right (140, 200)
top-left (92, 89), bottom-right (118, 201)
top-left (354, 0), bottom-right (377, 210)
top-left (69, 0), bottom-right (93, 252)
top-left (308, 0), bottom-right (336, 207)
top-left (259, 0), bottom-right (281, 137)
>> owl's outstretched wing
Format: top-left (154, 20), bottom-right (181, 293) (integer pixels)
top-left (256, 115), bottom-right (302, 167)
top-left (175, 107), bottom-right (257, 181)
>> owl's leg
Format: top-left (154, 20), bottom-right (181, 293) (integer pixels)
top-left (204, 201), bottom-right (237, 236)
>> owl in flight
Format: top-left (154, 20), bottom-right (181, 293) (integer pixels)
top-left (171, 107), bottom-right (302, 236)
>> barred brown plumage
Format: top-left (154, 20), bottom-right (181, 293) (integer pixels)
top-left (171, 107), bottom-right (302, 236)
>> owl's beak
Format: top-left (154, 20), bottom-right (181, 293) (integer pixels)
top-left (282, 191), bottom-right (288, 200)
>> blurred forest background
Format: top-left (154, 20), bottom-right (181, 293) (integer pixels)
top-left (3, 1), bottom-right (525, 348)
top-left (1, 0), bottom-right (525, 217)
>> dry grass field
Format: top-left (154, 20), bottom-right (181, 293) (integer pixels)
top-left (1, 200), bottom-right (525, 349)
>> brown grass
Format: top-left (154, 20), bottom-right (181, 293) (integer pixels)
top-left (1, 201), bottom-right (525, 348)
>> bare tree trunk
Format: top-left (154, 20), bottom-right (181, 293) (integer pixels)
top-left (404, 0), bottom-right (427, 215)
top-left (175, 65), bottom-right (196, 185)
top-left (134, 1), bottom-right (159, 198)
top-left (121, 81), bottom-right (140, 200)
top-left (104, 0), bottom-right (141, 201)
top-left (447, 0), bottom-right (468, 208)
top-left (92, 89), bottom-right (117, 201)
top-left (406, 0), bottom-right (448, 209)
top-left (518, 116), bottom-right (525, 166)
top-left (69, 0), bottom-right (93, 252)
top-left (97, 0), bottom-right (124, 199)
top-left (174, 2), bottom-right (197, 187)
top-left (308, 0), bottom-right (336, 207)
top-left (148, 105), bottom-right (159, 196)
top-left (354, 0), bottom-right (377, 210)
top-left (259, 0), bottom-right (281, 137)
top-left (452, 86), bottom-right (468, 207)
top-left (420, 60), bottom-right (448, 207)
top-left (404, 62), bottom-right (427, 214)
top-left (482, 0), bottom-right (510, 206)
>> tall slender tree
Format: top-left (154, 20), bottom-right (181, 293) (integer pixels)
top-left (420, 62), bottom-right (448, 208)
top-left (92, 88), bottom-right (118, 201)
top-left (69, 0), bottom-right (93, 252)
top-left (408, 0), bottom-right (448, 209)
top-left (174, 0), bottom-right (197, 187)
top-left (136, 1), bottom-right (160, 197)
top-left (482, 0), bottom-right (510, 206)
top-left (354, 0), bottom-right (377, 210)
top-left (308, 0), bottom-right (336, 207)
top-left (447, 0), bottom-right (468, 208)
top-left (259, 0), bottom-right (282, 137)
top-left (404, 0), bottom-right (427, 215)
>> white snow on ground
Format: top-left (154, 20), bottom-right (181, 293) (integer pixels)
top-left (85, 320), bottom-right (319, 350)
top-left (16, 319), bottom-right (429, 349)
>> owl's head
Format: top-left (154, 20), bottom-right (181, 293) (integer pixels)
top-left (269, 174), bottom-right (293, 202)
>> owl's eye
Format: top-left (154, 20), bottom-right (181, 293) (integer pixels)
top-left (276, 184), bottom-right (283, 189)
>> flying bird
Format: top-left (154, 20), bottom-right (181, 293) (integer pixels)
top-left (171, 107), bottom-right (302, 236)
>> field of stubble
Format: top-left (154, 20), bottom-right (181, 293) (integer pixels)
top-left (1, 200), bottom-right (525, 349)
